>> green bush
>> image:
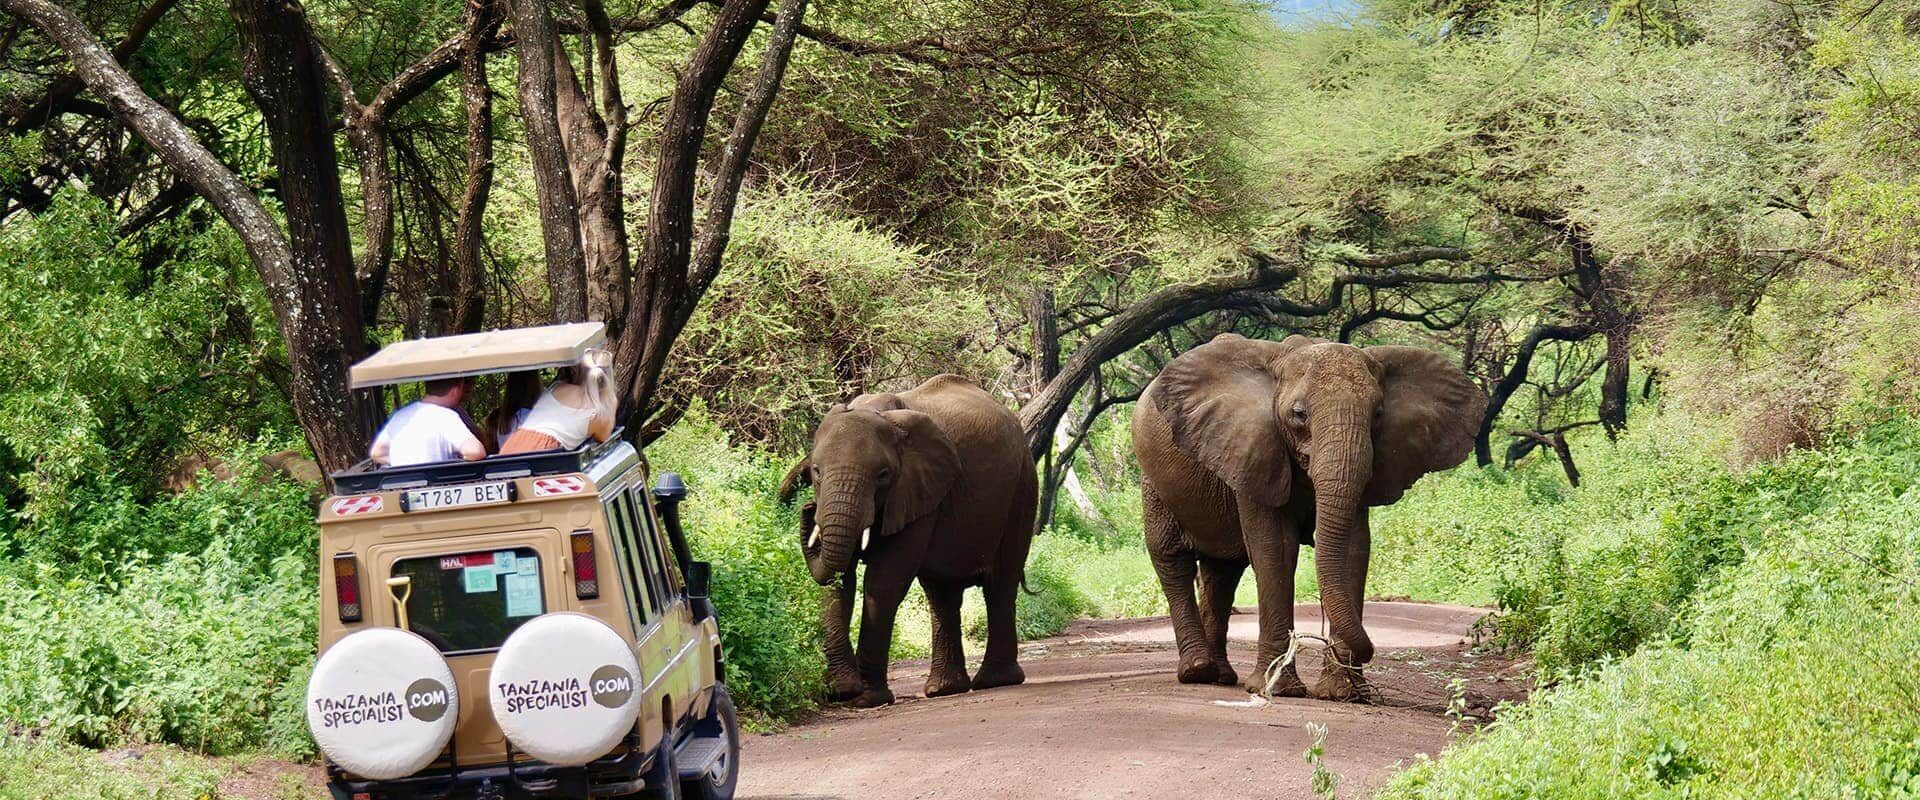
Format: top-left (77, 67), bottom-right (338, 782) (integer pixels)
top-left (0, 541), bottom-right (315, 758)
top-left (1378, 418), bottom-right (1920, 798)
top-left (647, 413), bottom-right (826, 726)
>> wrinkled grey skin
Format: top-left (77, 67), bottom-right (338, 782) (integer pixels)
top-left (1131, 334), bottom-right (1485, 701)
top-left (783, 374), bottom-right (1037, 707)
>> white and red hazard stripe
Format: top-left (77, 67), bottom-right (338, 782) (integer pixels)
top-left (331, 495), bottom-right (384, 516)
top-left (531, 476), bottom-right (587, 497)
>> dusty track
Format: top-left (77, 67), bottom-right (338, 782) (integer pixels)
top-left (739, 602), bottom-right (1527, 800)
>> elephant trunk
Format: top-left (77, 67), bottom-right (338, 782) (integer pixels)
top-left (805, 469), bottom-right (876, 586)
top-left (1309, 407), bottom-right (1375, 666)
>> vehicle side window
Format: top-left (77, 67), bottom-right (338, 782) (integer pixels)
top-left (635, 492), bottom-right (684, 597)
top-left (603, 494), bottom-right (653, 625)
top-left (629, 489), bottom-right (675, 602)
top-left (618, 491), bottom-right (665, 613)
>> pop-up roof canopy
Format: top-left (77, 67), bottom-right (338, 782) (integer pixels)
top-left (349, 322), bottom-right (606, 389)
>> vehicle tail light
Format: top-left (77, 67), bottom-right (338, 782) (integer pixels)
top-left (571, 530), bottom-right (599, 599)
top-left (334, 555), bottom-right (362, 622)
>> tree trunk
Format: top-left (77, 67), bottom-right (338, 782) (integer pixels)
top-left (1475, 323), bottom-right (1594, 466)
top-left (452, 0), bottom-right (500, 334)
top-left (552, 34), bottom-right (630, 328)
top-left (615, 0), bottom-right (791, 436)
top-left (507, 0), bottom-right (588, 322)
top-left (1018, 254), bottom-right (1298, 460)
top-left (227, 0), bottom-right (371, 471)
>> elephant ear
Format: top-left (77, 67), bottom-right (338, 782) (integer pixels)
top-left (1150, 333), bottom-right (1317, 507)
top-left (878, 409), bottom-right (960, 536)
top-left (1363, 345), bottom-right (1487, 505)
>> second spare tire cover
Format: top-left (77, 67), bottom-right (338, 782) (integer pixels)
top-left (489, 612), bottom-right (643, 766)
top-left (305, 628), bottom-right (459, 780)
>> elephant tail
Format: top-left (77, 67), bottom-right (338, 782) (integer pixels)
top-left (1021, 574), bottom-right (1040, 596)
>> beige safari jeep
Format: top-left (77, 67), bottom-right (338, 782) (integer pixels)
top-left (308, 323), bottom-right (737, 800)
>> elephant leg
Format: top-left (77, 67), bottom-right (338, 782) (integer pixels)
top-left (921, 577), bottom-right (972, 698)
top-left (1143, 482), bottom-right (1216, 685)
top-left (974, 570), bottom-right (1027, 690)
top-left (821, 566), bottom-right (864, 701)
top-left (1196, 557), bottom-right (1246, 687)
top-left (849, 523), bottom-right (926, 708)
top-left (1315, 509), bottom-right (1375, 703)
top-left (1241, 507), bottom-right (1306, 697)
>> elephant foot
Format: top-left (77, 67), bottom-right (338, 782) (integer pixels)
top-left (925, 671), bottom-right (972, 698)
top-left (848, 685), bottom-right (895, 708)
top-left (1247, 662), bottom-right (1306, 698)
top-left (1212, 661), bottom-right (1239, 688)
top-left (825, 666), bottom-right (866, 702)
top-left (1176, 654), bottom-right (1221, 685)
top-left (972, 661), bottom-right (1025, 691)
top-left (1312, 650), bottom-right (1374, 703)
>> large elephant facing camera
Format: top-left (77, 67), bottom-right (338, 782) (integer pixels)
top-left (1132, 333), bottom-right (1485, 701)
top-left (781, 374), bottom-right (1037, 708)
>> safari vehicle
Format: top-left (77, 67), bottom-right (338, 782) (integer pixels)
top-left (306, 322), bottom-right (739, 800)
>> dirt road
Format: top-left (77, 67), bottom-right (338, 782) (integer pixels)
top-left (739, 602), bottom-right (1526, 800)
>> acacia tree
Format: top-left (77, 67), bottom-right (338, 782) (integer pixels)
top-left (0, 0), bottom-right (821, 466)
top-left (0, 0), bottom-right (374, 471)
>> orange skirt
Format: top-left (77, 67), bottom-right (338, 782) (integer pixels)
top-left (499, 429), bottom-right (564, 455)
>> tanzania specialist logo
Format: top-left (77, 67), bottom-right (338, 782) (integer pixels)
top-left (406, 678), bottom-right (451, 722)
top-left (589, 665), bottom-right (634, 709)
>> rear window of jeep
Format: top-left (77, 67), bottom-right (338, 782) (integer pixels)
top-left (391, 547), bottom-right (545, 653)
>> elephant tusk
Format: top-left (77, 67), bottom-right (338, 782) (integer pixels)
top-left (860, 526), bottom-right (871, 552)
top-left (808, 525), bottom-right (821, 549)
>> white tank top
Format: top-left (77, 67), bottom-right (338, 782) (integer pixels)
top-left (518, 387), bottom-right (602, 449)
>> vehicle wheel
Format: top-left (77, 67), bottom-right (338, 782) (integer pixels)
top-left (682, 685), bottom-right (740, 800)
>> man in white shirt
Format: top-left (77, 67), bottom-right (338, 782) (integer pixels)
top-left (369, 377), bottom-right (487, 467)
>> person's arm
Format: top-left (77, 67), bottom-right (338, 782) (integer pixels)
top-left (370, 427), bottom-right (391, 465)
top-left (453, 429), bottom-right (486, 461)
top-left (589, 407), bottom-right (615, 443)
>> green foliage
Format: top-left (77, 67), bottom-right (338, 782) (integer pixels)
top-left (646, 411), bottom-right (827, 726)
top-left (0, 190), bottom-right (291, 523)
top-left (0, 465), bottom-right (317, 758)
top-left (1377, 417), bottom-right (1920, 798)
top-left (672, 185), bottom-right (998, 448)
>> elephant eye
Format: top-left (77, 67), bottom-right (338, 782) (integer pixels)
top-left (1291, 402), bottom-right (1308, 420)
top-left (877, 467), bottom-right (892, 482)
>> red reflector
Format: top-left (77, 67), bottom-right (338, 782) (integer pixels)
top-left (571, 530), bottom-right (599, 599)
top-left (333, 554), bottom-right (362, 622)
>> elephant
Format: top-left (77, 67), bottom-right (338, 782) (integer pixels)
top-left (780, 374), bottom-right (1038, 708)
top-left (1130, 333), bottom-right (1484, 701)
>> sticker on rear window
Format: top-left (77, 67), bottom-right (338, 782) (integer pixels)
top-left (494, 551), bottom-right (517, 573)
top-left (504, 572), bottom-right (542, 617)
top-left (463, 565), bottom-right (497, 593)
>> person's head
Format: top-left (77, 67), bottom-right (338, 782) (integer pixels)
top-left (423, 376), bottom-right (472, 406)
top-left (499, 370), bottom-right (542, 410)
top-left (485, 371), bottom-right (543, 442)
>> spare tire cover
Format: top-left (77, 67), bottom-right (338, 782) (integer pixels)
top-left (305, 628), bottom-right (459, 780)
top-left (489, 612), bottom-right (643, 766)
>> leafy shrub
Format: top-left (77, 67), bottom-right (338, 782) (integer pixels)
top-left (1379, 417), bottom-right (1920, 798)
top-left (647, 412), bottom-right (826, 726)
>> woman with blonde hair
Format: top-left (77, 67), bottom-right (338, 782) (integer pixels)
top-left (498, 350), bottom-right (618, 454)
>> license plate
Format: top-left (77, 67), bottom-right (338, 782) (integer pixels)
top-left (403, 481), bottom-right (513, 512)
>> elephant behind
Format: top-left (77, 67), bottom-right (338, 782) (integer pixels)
top-left (1131, 334), bottom-right (1484, 701)
top-left (783, 374), bottom-right (1037, 707)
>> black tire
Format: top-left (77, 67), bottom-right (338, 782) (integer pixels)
top-left (681, 685), bottom-right (741, 800)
